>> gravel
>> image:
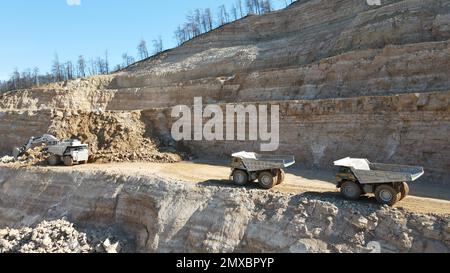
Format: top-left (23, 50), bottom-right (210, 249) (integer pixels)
top-left (0, 219), bottom-right (134, 253)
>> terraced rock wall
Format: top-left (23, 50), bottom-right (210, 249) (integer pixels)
top-left (142, 92), bottom-right (450, 184)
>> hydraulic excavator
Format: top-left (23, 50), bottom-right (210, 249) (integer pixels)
top-left (13, 134), bottom-right (89, 166)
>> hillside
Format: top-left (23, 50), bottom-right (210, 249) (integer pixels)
top-left (1, 0), bottom-right (448, 183)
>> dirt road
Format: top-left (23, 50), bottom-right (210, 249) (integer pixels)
top-left (49, 160), bottom-right (450, 215)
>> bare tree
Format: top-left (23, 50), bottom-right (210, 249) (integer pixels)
top-left (174, 26), bottom-right (186, 45)
top-left (88, 58), bottom-right (97, 76)
top-left (65, 61), bottom-right (74, 80)
top-left (186, 11), bottom-right (201, 37)
top-left (52, 54), bottom-right (63, 82)
top-left (104, 51), bottom-right (109, 74)
top-left (194, 9), bottom-right (202, 33)
top-left (12, 68), bottom-right (20, 90)
top-left (77, 55), bottom-right (86, 78)
top-left (231, 4), bottom-right (238, 20)
top-left (217, 5), bottom-right (229, 26)
top-left (96, 57), bottom-right (109, 75)
top-left (236, 0), bottom-right (244, 17)
top-left (279, 0), bottom-right (297, 7)
top-left (113, 64), bottom-right (122, 72)
top-left (260, 0), bottom-right (273, 13)
top-left (203, 8), bottom-right (213, 31)
top-left (246, 0), bottom-right (255, 14)
top-left (137, 39), bottom-right (149, 60)
top-left (122, 53), bottom-right (135, 67)
top-left (33, 67), bottom-right (40, 86)
top-left (152, 36), bottom-right (163, 55)
top-left (255, 0), bottom-right (262, 14)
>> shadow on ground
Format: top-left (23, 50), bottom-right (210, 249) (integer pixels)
top-left (197, 178), bottom-right (386, 211)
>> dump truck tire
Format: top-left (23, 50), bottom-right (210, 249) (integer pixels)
top-left (375, 185), bottom-right (401, 206)
top-left (277, 169), bottom-right (286, 185)
top-left (232, 170), bottom-right (248, 186)
top-left (340, 181), bottom-right (362, 200)
top-left (259, 172), bottom-right (276, 189)
top-left (63, 156), bottom-right (74, 167)
top-left (48, 155), bottom-right (61, 166)
top-left (400, 182), bottom-right (410, 201)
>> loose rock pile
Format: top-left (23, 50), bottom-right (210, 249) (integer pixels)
top-left (0, 156), bottom-right (14, 164)
top-left (0, 219), bottom-right (132, 253)
top-left (0, 109), bottom-right (184, 166)
top-left (49, 110), bottom-right (184, 164)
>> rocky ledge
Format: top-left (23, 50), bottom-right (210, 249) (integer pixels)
top-left (0, 166), bottom-right (448, 253)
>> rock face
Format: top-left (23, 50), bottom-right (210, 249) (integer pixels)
top-left (142, 92), bottom-right (450, 184)
top-left (106, 0), bottom-right (450, 109)
top-left (0, 0), bottom-right (449, 181)
top-left (0, 76), bottom-right (116, 111)
top-left (0, 110), bottom-right (53, 155)
top-left (0, 167), bottom-right (448, 253)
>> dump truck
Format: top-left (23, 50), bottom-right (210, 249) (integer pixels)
top-left (13, 134), bottom-right (89, 166)
top-left (334, 157), bottom-right (425, 206)
top-left (230, 151), bottom-right (295, 189)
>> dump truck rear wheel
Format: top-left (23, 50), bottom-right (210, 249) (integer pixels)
top-left (63, 156), bottom-right (74, 167)
top-left (259, 172), bottom-right (276, 189)
top-left (340, 181), bottom-right (362, 200)
top-left (277, 169), bottom-right (286, 185)
top-left (400, 182), bottom-right (410, 201)
top-left (48, 155), bottom-right (61, 166)
top-left (375, 185), bottom-right (401, 206)
top-left (232, 170), bottom-right (248, 186)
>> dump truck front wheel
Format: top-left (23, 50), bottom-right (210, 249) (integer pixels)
top-left (63, 156), bottom-right (74, 167)
top-left (232, 170), bottom-right (248, 186)
top-left (399, 182), bottom-right (410, 201)
top-left (375, 185), bottom-right (401, 206)
top-left (340, 181), bottom-right (362, 200)
top-left (259, 172), bottom-right (276, 189)
top-left (48, 155), bottom-right (61, 166)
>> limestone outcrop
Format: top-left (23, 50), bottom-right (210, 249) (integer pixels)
top-left (0, 167), bottom-right (448, 253)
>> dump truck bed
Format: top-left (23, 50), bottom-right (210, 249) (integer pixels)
top-left (334, 157), bottom-right (424, 184)
top-left (232, 152), bottom-right (296, 172)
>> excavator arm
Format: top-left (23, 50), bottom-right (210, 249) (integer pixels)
top-left (13, 134), bottom-right (60, 159)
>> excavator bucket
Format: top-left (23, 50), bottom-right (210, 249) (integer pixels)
top-left (13, 147), bottom-right (22, 160)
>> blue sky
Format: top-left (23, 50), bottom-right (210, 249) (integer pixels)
top-left (0, 0), bottom-right (284, 80)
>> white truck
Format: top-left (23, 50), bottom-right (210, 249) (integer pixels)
top-left (230, 152), bottom-right (296, 189)
top-left (334, 157), bottom-right (425, 206)
top-left (13, 134), bottom-right (89, 166)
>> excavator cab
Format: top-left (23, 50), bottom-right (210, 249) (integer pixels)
top-left (12, 147), bottom-right (22, 160)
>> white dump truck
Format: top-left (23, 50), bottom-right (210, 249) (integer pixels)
top-left (334, 157), bottom-right (425, 206)
top-left (13, 134), bottom-right (89, 166)
top-left (230, 152), bottom-right (296, 189)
